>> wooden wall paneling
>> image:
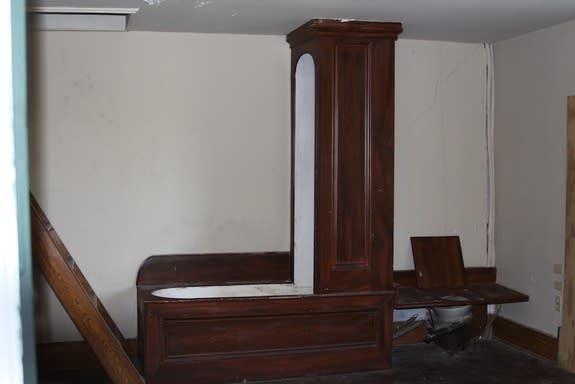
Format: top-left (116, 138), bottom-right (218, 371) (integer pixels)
top-left (141, 292), bottom-right (394, 384)
top-left (559, 95), bottom-right (575, 370)
top-left (137, 252), bottom-right (292, 287)
top-left (335, 41), bottom-right (370, 271)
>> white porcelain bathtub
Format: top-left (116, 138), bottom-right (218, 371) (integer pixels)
top-left (152, 284), bottom-right (313, 299)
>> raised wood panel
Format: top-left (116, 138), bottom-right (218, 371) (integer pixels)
top-left (335, 42), bottom-right (369, 267)
top-left (312, 36), bottom-right (337, 293)
top-left (165, 311), bottom-right (377, 357)
top-left (141, 292), bottom-right (393, 384)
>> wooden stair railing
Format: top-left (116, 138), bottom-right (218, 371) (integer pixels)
top-left (30, 195), bottom-right (144, 384)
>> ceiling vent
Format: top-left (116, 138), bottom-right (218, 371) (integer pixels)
top-left (27, 7), bottom-right (139, 32)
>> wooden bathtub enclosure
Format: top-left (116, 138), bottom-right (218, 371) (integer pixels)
top-left (138, 19), bottom-right (402, 384)
top-left (138, 254), bottom-right (393, 383)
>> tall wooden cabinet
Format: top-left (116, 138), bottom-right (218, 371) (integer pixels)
top-left (287, 20), bottom-right (402, 293)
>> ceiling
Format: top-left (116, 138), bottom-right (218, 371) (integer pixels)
top-left (29, 0), bottom-right (575, 42)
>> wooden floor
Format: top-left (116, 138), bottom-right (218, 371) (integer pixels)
top-left (39, 340), bottom-right (575, 384)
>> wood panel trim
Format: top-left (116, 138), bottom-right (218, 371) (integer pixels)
top-left (137, 252), bottom-right (292, 288)
top-left (332, 41), bottom-right (371, 269)
top-left (493, 316), bottom-right (557, 361)
top-left (393, 267), bottom-right (496, 287)
top-left (560, 95), bottom-right (575, 371)
top-left (138, 262), bottom-right (495, 290)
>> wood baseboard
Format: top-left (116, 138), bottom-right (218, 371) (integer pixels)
top-left (493, 316), bottom-right (557, 361)
top-left (37, 339), bottom-right (138, 372)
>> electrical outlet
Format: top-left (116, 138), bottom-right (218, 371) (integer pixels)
top-left (554, 280), bottom-right (563, 291)
top-left (554, 263), bottom-right (563, 275)
top-left (555, 296), bottom-right (561, 312)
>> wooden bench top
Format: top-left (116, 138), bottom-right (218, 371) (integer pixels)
top-left (395, 237), bottom-right (529, 309)
top-left (395, 282), bottom-right (529, 309)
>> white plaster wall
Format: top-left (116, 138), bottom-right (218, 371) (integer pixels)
top-left (494, 19), bottom-right (575, 335)
top-left (29, 32), bottom-right (488, 341)
top-left (28, 32), bottom-right (292, 342)
top-left (394, 40), bottom-right (488, 270)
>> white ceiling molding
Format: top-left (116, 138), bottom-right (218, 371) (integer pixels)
top-left (27, 6), bottom-right (139, 32)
